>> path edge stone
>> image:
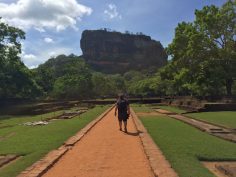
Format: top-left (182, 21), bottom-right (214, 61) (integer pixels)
top-left (131, 108), bottom-right (178, 177)
top-left (17, 105), bottom-right (115, 177)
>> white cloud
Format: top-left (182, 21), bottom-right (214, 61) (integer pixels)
top-left (21, 53), bottom-right (39, 69)
top-left (21, 47), bottom-right (75, 68)
top-left (34, 27), bottom-right (46, 33)
top-left (44, 37), bottom-right (54, 43)
top-left (104, 3), bottom-right (122, 20)
top-left (0, 0), bottom-right (92, 31)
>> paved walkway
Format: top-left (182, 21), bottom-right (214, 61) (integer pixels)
top-left (43, 108), bottom-right (154, 177)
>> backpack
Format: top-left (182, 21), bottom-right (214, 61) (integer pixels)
top-left (117, 99), bottom-right (127, 111)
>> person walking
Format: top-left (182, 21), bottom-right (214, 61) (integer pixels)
top-left (114, 94), bottom-right (130, 133)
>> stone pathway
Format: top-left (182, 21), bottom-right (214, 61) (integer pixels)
top-left (41, 108), bottom-right (155, 177)
top-left (156, 109), bottom-right (236, 143)
top-left (17, 107), bottom-right (177, 177)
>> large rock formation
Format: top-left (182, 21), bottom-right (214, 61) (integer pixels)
top-left (80, 29), bottom-right (167, 73)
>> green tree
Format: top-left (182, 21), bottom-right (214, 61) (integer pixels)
top-left (107, 74), bottom-right (126, 94)
top-left (91, 72), bottom-right (111, 96)
top-left (194, 0), bottom-right (236, 95)
top-left (165, 0), bottom-right (235, 96)
top-left (35, 55), bottom-right (93, 99)
top-left (0, 18), bottom-right (41, 99)
top-left (127, 75), bottom-right (162, 97)
top-left (52, 73), bottom-right (93, 99)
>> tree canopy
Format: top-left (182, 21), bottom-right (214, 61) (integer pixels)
top-left (162, 0), bottom-right (236, 96)
top-left (0, 19), bottom-right (41, 99)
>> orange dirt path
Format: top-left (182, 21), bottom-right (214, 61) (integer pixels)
top-left (43, 108), bottom-right (154, 177)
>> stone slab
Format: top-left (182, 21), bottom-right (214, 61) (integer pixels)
top-left (0, 155), bottom-right (19, 168)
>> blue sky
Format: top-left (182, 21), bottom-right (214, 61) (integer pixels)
top-left (0, 0), bottom-right (226, 68)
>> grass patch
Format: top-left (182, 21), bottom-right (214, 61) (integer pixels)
top-left (156, 105), bottom-right (186, 114)
top-left (134, 106), bottom-right (236, 177)
top-left (0, 105), bottom-right (109, 177)
top-left (187, 111), bottom-right (236, 129)
top-left (131, 104), bottom-right (153, 113)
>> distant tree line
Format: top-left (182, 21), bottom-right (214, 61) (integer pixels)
top-left (33, 55), bottom-right (155, 99)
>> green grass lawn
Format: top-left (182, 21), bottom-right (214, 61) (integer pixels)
top-left (132, 104), bottom-right (186, 114)
top-left (187, 111), bottom-right (236, 129)
top-left (131, 104), bottom-right (155, 112)
top-left (156, 105), bottom-right (186, 114)
top-left (134, 105), bottom-right (236, 177)
top-left (0, 105), bottom-right (109, 177)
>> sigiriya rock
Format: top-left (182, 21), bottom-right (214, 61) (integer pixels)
top-left (80, 29), bottom-right (167, 73)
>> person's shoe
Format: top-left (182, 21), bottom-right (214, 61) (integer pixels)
top-left (124, 128), bottom-right (127, 133)
top-left (119, 128), bottom-right (122, 131)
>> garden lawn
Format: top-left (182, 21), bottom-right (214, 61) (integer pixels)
top-left (134, 106), bottom-right (236, 177)
top-left (156, 105), bottom-right (186, 114)
top-left (187, 111), bottom-right (236, 129)
top-left (0, 105), bottom-right (109, 177)
top-left (132, 104), bottom-right (154, 113)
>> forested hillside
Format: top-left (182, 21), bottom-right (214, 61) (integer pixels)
top-left (33, 55), bottom-right (153, 99)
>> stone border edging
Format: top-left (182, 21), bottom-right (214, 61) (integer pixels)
top-left (130, 108), bottom-right (178, 177)
top-left (167, 114), bottom-right (236, 143)
top-left (17, 105), bottom-right (115, 177)
top-left (155, 109), bottom-right (236, 143)
top-left (182, 114), bottom-right (235, 131)
top-left (157, 108), bottom-right (235, 132)
top-left (0, 155), bottom-right (19, 169)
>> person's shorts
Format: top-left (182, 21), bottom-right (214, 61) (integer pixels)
top-left (118, 113), bottom-right (128, 122)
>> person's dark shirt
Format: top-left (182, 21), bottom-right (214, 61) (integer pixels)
top-left (117, 99), bottom-right (129, 114)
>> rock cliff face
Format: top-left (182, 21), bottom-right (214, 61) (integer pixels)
top-left (80, 30), bottom-right (167, 73)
